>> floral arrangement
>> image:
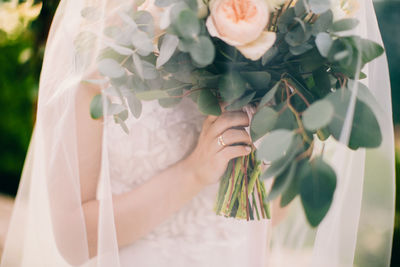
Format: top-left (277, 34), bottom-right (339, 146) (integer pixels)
top-left (79, 0), bottom-right (384, 226)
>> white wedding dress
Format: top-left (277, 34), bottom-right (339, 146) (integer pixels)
top-left (105, 96), bottom-right (270, 267)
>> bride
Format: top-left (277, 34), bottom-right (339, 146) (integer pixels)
top-left (0, 0), bottom-right (395, 266)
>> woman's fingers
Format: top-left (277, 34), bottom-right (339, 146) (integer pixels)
top-left (217, 145), bottom-right (251, 163)
top-left (214, 128), bottom-right (252, 152)
top-left (208, 111), bottom-right (250, 138)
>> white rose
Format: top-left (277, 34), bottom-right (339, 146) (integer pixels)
top-left (206, 0), bottom-right (276, 61)
top-left (331, 0), bottom-right (360, 21)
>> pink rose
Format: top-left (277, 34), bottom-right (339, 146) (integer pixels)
top-left (206, 0), bottom-right (276, 60)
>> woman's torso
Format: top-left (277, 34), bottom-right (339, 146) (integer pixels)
top-left (105, 97), bottom-right (269, 267)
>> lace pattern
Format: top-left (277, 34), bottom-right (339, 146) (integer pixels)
top-left (105, 96), bottom-right (268, 266)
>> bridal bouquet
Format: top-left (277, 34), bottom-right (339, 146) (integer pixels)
top-left (78, 0), bottom-right (384, 226)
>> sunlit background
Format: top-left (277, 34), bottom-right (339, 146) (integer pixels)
top-left (0, 0), bottom-right (398, 265)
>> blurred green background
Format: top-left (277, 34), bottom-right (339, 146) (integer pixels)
top-left (0, 0), bottom-right (398, 265)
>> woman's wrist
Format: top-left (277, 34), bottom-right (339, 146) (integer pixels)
top-left (179, 156), bottom-right (208, 190)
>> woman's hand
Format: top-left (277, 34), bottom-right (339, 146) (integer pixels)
top-left (183, 109), bottom-right (253, 187)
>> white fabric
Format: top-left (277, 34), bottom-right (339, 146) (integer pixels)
top-left (0, 0), bottom-right (395, 267)
top-left (106, 97), bottom-right (269, 267)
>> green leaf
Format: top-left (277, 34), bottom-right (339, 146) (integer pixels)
top-left (308, 0), bottom-right (331, 14)
top-left (134, 11), bottom-right (154, 37)
top-left (225, 91), bottom-right (256, 111)
top-left (114, 115), bottom-right (130, 134)
top-left (132, 53), bottom-right (144, 80)
top-left (357, 38), bottom-right (384, 65)
top-left (285, 19), bottom-right (311, 47)
top-left (197, 89), bottom-right (221, 116)
top-left (127, 93), bottom-right (142, 118)
top-left (312, 10), bottom-right (333, 35)
top-left (250, 106), bottom-right (278, 142)
top-left (107, 103), bottom-right (125, 115)
top-left (261, 46), bottom-right (278, 65)
top-left (218, 72), bottom-right (246, 102)
top-left (98, 58), bottom-right (125, 78)
top-left (175, 9), bottom-right (200, 39)
top-left (315, 32), bottom-right (333, 57)
top-left (90, 94), bottom-right (103, 119)
top-left (330, 18), bottom-right (359, 32)
top-left (325, 90), bottom-right (382, 149)
top-left (141, 61), bottom-right (158, 80)
top-left (302, 100), bottom-right (334, 131)
top-left (290, 43), bottom-right (313, 56)
top-left (257, 129), bottom-right (294, 162)
top-left (312, 67), bottom-right (332, 97)
top-left (189, 36), bottom-right (215, 66)
top-left (156, 34), bottom-right (179, 68)
top-left (241, 71), bottom-right (271, 90)
top-left (131, 30), bottom-right (153, 56)
top-left (266, 161), bottom-right (297, 202)
top-left (259, 82), bottom-right (281, 107)
top-left (300, 157), bottom-right (337, 227)
top-left (261, 135), bottom-right (302, 179)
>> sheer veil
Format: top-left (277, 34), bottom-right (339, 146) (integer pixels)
top-left (0, 0), bottom-right (395, 266)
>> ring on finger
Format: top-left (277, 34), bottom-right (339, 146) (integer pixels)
top-left (217, 134), bottom-right (226, 147)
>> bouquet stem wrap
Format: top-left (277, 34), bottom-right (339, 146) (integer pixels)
top-left (214, 150), bottom-right (270, 221)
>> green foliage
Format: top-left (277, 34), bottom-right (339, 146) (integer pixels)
top-left (300, 157), bottom-right (337, 227)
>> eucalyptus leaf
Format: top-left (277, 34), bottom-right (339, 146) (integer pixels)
top-left (315, 32), bottom-right (333, 57)
top-left (250, 106), bottom-right (278, 142)
top-left (107, 103), bottom-right (126, 116)
top-left (98, 58), bottom-right (125, 78)
top-left (300, 157), bottom-right (337, 227)
top-left (261, 135), bottom-right (302, 179)
top-left (90, 94), bottom-right (103, 119)
top-left (175, 9), bottom-right (200, 39)
top-left (225, 91), bottom-right (256, 111)
top-left (197, 89), bottom-right (221, 116)
top-left (261, 46), bottom-right (278, 65)
top-left (219, 72), bottom-right (246, 102)
top-left (308, 0), bottom-right (331, 14)
top-left (134, 11), bottom-right (154, 37)
top-left (330, 18), bottom-right (359, 32)
top-left (259, 82), bottom-right (281, 107)
top-left (257, 129), bottom-right (294, 162)
top-left (189, 36), bottom-right (215, 66)
top-left (241, 71), bottom-right (271, 90)
top-left (312, 10), bottom-right (333, 35)
top-left (132, 53), bottom-right (144, 80)
top-left (325, 90), bottom-right (382, 149)
top-left (302, 100), bottom-right (334, 131)
top-left (290, 43), bottom-right (313, 56)
top-left (131, 30), bottom-right (153, 56)
top-left (114, 115), bottom-right (130, 134)
top-left (266, 161), bottom-right (297, 202)
top-left (127, 93), bottom-right (142, 118)
top-left (156, 34), bottom-right (179, 68)
top-left (141, 61), bottom-right (158, 80)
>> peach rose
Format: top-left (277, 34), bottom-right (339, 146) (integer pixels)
top-left (206, 0), bottom-right (276, 60)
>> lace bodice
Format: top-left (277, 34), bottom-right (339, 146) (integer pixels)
top-left (105, 97), bottom-right (269, 267)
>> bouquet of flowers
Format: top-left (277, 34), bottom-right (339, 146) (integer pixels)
top-left (78, 0), bottom-right (384, 227)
